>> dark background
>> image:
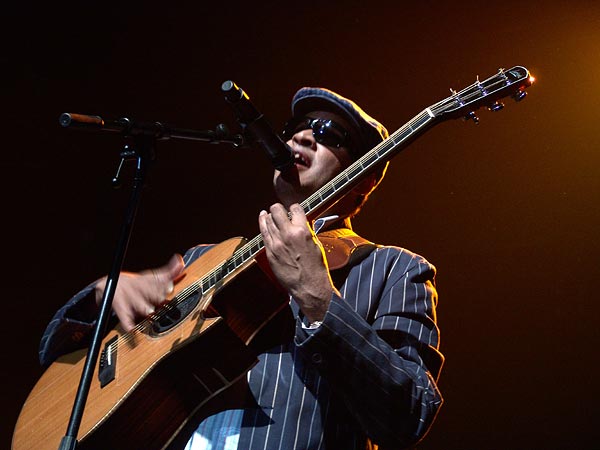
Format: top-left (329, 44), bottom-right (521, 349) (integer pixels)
top-left (3, 1), bottom-right (599, 449)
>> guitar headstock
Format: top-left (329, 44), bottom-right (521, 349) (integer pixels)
top-left (432, 66), bottom-right (534, 123)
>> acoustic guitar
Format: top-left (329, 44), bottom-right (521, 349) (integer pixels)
top-left (12, 66), bottom-right (534, 450)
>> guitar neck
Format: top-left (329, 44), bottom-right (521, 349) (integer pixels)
top-left (192, 65), bottom-right (534, 297)
top-left (192, 109), bottom-right (438, 295)
top-left (301, 108), bottom-right (438, 220)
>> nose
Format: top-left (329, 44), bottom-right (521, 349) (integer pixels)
top-left (292, 128), bottom-right (316, 149)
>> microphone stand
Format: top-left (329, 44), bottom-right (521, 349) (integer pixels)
top-left (57, 114), bottom-right (244, 450)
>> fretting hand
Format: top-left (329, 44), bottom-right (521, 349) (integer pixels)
top-left (259, 203), bottom-right (339, 322)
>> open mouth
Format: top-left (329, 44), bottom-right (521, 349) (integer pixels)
top-left (294, 152), bottom-right (309, 167)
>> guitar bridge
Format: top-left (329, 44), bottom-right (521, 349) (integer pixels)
top-left (98, 335), bottom-right (118, 388)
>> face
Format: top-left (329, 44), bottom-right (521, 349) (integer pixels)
top-left (273, 111), bottom-right (355, 207)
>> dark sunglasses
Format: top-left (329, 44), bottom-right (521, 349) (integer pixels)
top-left (282, 117), bottom-right (351, 149)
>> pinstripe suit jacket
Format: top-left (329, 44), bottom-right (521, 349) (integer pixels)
top-left (39, 228), bottom-right (443, 449)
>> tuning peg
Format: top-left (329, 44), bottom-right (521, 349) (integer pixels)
top-left (489, 101), bottom-right (504, 112)
top-left (464, 111), bottom-right (479, 124)
top-left (513, 90), bottom-right (527, 102)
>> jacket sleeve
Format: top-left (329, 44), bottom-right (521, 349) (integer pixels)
top-left (38, 282), bottom-right (103, 368)
top-left (294, 246), bottom-right (444, 448)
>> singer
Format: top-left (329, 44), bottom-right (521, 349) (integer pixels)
top-left (38, 87), bottom-right (443, 449)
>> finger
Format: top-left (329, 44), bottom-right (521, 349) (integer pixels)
top-left (113, 303), bottom-right (137, 332)
top-left (164, 254), bottom-right (185, 291)
top-left (135, 297), bottom-right (157, 321)
top-left (288, 203), bottom-right (308, 226)
top-left (165, 254), bottom-right (185, 278)
top-left (121, 317), bottom-right (136, 332)
top-left (269, 203), bottom-right (290, 229)
top-left (259, 209), bottom-right (269, 236)
top-left (260, 210), bottom-right (280, 252)
top-left (146, 305), bottom-right (156, 317)
top-left (149, 255), bottom-right (184, 296)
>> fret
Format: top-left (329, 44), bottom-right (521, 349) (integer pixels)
top-left (224, 258), bottom-right (235, 274)
top-left (359, 153), bottom-right (378, 171)
top-left (201, 278), bottom-right (210, 295)
top-left (320, 185), bottom-right (336, 201)
top-left (241, 246), bottom-right (252, 261)
top-left (333, 176), bottom-right (347, 191)
top-left (307, 196), bottom-right (321, 211)
top-left (412, 111), bottom-right (433, 129)
top-left (232, 252), bottom-right (244, 268)
top-left (378, 141), bottom-right (395, 157)
top-left (391, 126), bottom-right (415, 144)
top-left (208, 271), bottom-right (218, 289)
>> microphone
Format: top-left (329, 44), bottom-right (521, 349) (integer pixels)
top-left (222, 80), bottom-right (294, 171)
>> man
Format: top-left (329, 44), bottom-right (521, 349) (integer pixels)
top-left (39, 87), bottom-right (444, 449)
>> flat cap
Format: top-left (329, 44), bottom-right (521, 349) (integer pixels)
top-left (291, 87), bottom-right (388, 158)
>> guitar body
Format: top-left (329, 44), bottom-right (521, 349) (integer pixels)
top-left (12, 237), bottom-right (290, 450)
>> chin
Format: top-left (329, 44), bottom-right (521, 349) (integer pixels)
top-left (274, 174), bottom-right (310, 207)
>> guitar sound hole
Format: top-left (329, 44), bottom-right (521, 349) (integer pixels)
top-left (151, 290), bottom-right (202, 334)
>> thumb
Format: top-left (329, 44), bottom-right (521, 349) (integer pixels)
top-left (151, 254), bottom-right (184, 295)
top-left (164, 253), bottom-right (185, 280)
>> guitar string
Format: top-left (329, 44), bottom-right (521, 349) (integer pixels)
top-left (107, 235), bottom-right (266, 351)
top-left (106, 71), bottom-right (526, 352)
top-left (106, 85), bottom-right (465, 350)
